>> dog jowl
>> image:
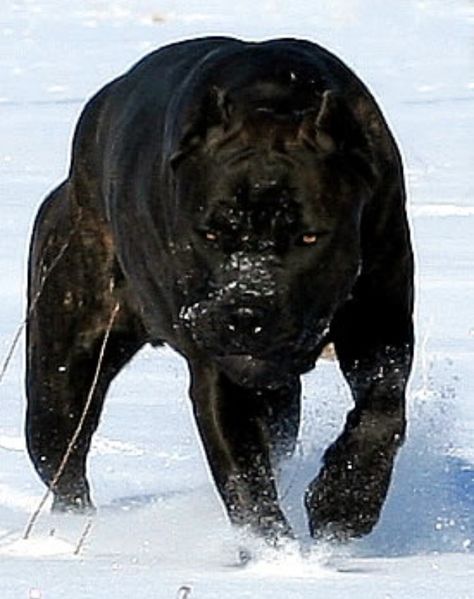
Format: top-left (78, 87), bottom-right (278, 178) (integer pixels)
top-left (25, 37), bottom-right (414, 542)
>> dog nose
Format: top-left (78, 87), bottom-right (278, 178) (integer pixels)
top-left (226, 306), bottom-right (266, 336)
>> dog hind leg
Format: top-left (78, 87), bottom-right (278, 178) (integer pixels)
top-left (25, 183), bottom-right (146, 511)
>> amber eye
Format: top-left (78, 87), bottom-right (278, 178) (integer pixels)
top-left (205, 231), bottom-right (218, 242)
top-left (300, 233), bottom-right (318, 245)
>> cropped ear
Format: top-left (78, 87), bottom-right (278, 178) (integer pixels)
top-left (313, 90), bottom-right (339, 152)
top-left (170, 87), bottom-right (233, 170)
top-left (299, 89), bottom-right (367, 154)
top-left (298, 90), bottom-right (379, 183)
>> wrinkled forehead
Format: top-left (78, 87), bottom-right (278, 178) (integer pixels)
top-left (195, 164), bottom-right (298, 237)
top-left (202, 149), bottom-right (338, 220)
top-left (212, 156), bottom-right (293, 201)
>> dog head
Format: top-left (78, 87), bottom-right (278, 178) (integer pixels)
top-left (170, 84), bottom-right (376, 387)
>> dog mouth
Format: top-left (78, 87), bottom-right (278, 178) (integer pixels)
top-left (214, 347), bottom-right (320, 389)
top-left (179, 298), bottom-right (332, 387)
top-left (215, 354), bottom-right (292, 388)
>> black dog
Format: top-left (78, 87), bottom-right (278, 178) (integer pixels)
top-left (26, 37), bottom-right (414, 542)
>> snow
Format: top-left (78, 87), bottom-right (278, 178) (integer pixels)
top-left (1, 0), bottom-right (473, 597)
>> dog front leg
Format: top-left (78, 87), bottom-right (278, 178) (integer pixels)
top-left (188, 360), bottom-right (295, 543)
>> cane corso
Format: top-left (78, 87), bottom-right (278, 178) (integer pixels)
top-left (26, 37), bottom-right (414, 542)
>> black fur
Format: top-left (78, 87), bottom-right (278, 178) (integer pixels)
top-left (26, 37), bottom-right (414, 541)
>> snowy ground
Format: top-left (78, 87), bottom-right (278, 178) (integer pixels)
top-left (1, 0), bottom-right (473, 597)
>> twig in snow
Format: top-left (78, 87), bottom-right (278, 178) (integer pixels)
top-left (177, 586), bottom-right (192, 599)
top-left (74, 516), bottom-right (94, 556)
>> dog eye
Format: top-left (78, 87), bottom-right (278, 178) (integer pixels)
top-left (204, 231), bottom-right (218, 242)
top-left (298, 232), bottom-right (318, 246)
